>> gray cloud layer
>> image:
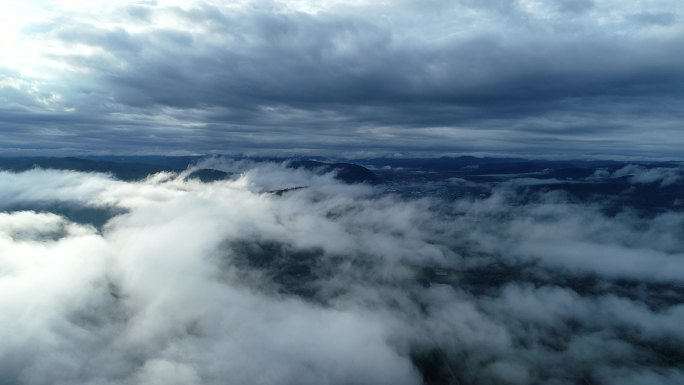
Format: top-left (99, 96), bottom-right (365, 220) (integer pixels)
top-left (1, 0), bottom-right (684, 156)
top-left (1, 162), bottom-right (683, 384)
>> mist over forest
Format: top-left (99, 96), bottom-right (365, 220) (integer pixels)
top-left (1, 156), bottom-right (682, 385)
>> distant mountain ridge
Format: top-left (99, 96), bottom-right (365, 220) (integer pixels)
top-left (0, 155), bottom-right (680, 187)
top-left (0, 157), bottom-right (382, 185)
top-left (286, 160), bottom-right (381, 185)
top-left (0, 157), bottom-right (172, 180)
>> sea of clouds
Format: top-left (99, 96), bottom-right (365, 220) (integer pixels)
top-left (1, 161), bottom-right (683, 385)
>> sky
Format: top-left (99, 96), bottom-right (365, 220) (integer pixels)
top-left (1, 0), bottom-right (683, 158)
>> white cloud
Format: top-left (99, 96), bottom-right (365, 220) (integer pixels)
top-left (612, 164), bottom-right (683, 186)
top-left (0, 162), bottom-right (683, 384)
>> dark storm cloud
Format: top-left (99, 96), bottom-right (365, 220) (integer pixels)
top-left (56, 9), bottom-right (684, 107)
top-left (554, 0), bottom-right (595, 13)
top-left (631, 12), bottom-right (678, 26)
top-left (2, 0), bottom-right (684, 156)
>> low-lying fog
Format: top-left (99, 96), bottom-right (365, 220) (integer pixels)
top-left (1, 160), bottom-right (683, 385)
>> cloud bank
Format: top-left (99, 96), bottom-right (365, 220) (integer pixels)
top-left (1, 162), bottom-right (683, 384)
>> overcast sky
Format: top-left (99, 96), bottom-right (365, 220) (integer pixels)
top-left (1, 0), bottom-right (683, 158)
